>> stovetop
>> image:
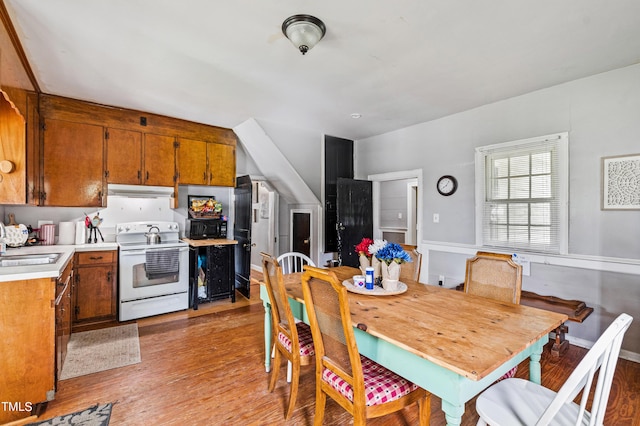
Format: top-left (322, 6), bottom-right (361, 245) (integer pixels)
top-left (116, 221), bottom-right (187, 249)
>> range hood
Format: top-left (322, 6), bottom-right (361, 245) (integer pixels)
top-left (107, 184), bottom-right (174, 198)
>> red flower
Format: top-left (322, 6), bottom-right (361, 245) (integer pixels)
top-left (355, 237), bottom-right (374, 257)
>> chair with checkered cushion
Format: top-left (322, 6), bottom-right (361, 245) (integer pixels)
top-left (261, 253), bottom-right (315, 419)
top-left (301, 266), bottom-right (431, 425)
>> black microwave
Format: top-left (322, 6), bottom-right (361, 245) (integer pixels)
top-left (188, 218), bottom-right (227, 240)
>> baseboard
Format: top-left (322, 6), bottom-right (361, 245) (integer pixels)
top-left (552, 332), bottom-right (640, 363)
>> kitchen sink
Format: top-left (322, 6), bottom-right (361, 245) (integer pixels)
top-left (0, 253), bottom-right (61, 267)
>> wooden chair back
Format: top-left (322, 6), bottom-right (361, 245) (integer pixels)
top-left (464, 251), bottom-right (522, 304)
top-left (277, 251), bottom-right (315, 274)
top-left (301, 265), bottom-right (430, 425)
top-left (260, 252), bottom-right (313, 418)
top-left (400, 244), bottom-right (422, 282)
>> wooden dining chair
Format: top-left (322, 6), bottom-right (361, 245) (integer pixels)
top-left (260, 252), bottom-right (315, 419)
top-left (464, 251), bottom-right (523, 380)
top-left (301, 265), bottom-right (431, 425)
top-left (399, 244), bottom-right (422, 282)
top-left (476, 313), bottom-right (633, 426)
top-left (464, 251), bottom-right (522, 304)
top-left (277, 251), bottom-right (315, 274)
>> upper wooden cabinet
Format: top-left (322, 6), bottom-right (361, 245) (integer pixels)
top-left (178, 138), bottom-right (235, 187)
top-left (106, 129), bottom-right (176, 186)
top-left (0, 92), bottom-right (27, 204)
top-left (42, 118), bottom-right (104, 207)
top-left (208, 142), bottom-right (236, 187)
top-left (178, 138), bottom-right (208, 185)
top-left (105, 128), bottom-right (143, 185)
top-left (144, 133), bottom-right (176, 187)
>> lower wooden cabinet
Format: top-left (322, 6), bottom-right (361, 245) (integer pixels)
top-left (55, 259), bottom-right (74, 384)
top-left (0, 276), bottom-right (55, 424)
top-left (73, 250), bottom-right (118, 330)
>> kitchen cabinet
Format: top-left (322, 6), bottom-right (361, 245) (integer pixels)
top-left (177, 138), bottom-right (236, 187)
top-left (0, 276), bottom-right (55, 424)
top-left (105, 127), bottom-right (143, 185)
top-left (55, 258), bottom-right (74, 384)
top-left (73, 250), bottom-right (117, 330)
top-left (0, 92), bottom-right (27, 204)
top-left (105, 130), bottom-right (176, 187)
top-left (42, 118), bottom-right (105, 207)
top-left (144, 133), bottom-right (177, 187)
top-left (208, 142), bottom-right (236, 187)
top-left (186, 239), bottom-right (236, 309)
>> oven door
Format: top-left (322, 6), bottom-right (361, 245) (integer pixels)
top-left (119, 245), bottom-right (189, 302)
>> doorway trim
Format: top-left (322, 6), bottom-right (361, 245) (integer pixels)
top-left (368, 169), bottom-right (423, 245)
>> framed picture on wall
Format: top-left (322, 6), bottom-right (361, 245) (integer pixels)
top-left (601, 154), bottom-right (640, 210)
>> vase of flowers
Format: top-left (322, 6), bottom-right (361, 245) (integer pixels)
top-left (375, 242), bottom-right (411, 291)
top-left (355, 237), bottom-right (374, 274)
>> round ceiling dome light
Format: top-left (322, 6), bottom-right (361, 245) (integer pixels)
top-left (282, 14), bottom-right (326, 55)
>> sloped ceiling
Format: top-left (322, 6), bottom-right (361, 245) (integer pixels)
top-left (4, 0), bottom-right (640, 140)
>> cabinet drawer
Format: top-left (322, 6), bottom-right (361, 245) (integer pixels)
top-left (75, 250), bottom-right (116, 265)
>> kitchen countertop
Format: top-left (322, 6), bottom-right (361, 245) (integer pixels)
top-left (182, 238), bottom-right (238, 247)
top-left (0, 243), bottom-right (118, 282)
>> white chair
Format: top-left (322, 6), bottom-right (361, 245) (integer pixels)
top-left (276, 252), bottom-right (315, 274)
top-left (476, 313), bottom-right (633, 426)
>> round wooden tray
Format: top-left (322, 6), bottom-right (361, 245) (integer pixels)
top-left (342, 279), bottom-right (407, 296)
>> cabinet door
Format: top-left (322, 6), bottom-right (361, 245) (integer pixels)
top-left (177, 138), bottom-right (208, 185)
top-left (43, 119), bottom-right (104, 206)
top-left (0, 94), bottom-right (26, 204)
top-left (74, 265), bottom-right (116, 322)
top-left (106, 128), bottom-right (143, 184)
top-left (207, 143), bottom-right (236, 187)
top-left (144, 133), bottom-right (175, 186)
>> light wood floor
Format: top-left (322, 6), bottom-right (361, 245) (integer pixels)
top-left (33, 280), bottom-right (640, 425)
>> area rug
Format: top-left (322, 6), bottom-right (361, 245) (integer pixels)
top-left (27, 403), bottom-right (112, 426)
top-left (60, 324), bottom-right (141, 380)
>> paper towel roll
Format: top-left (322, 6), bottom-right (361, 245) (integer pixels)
top-left (58, 222), bottom-right (76, 245)
top-left (75, 221), bottom-right (86, 245)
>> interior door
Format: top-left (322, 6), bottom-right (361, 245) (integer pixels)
top-left (234, 175), bottom-right (252, 299)
top-left (337, 178), bottom-right (373, 267)
top-left (292, 211), bottom-right (311, 257)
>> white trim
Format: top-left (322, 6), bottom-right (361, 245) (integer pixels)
top-left (421, 240), bottom-right (640, 275)
top-left (555, 333), bottom-right (640, 363)
top-left (368, 169), bottom-right (423, 245)
top-left (475, 132), bottom-right (569, 254)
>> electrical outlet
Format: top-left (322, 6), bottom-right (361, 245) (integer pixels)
top-left (433, 213), bottom-right (439, 223)
top-left (438, 275), bottom-right (445, 286)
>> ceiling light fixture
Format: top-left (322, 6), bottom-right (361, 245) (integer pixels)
top-left (282, 14), bottom-right (326, 55)
top-left (350, 113), bottom-right (362, 119)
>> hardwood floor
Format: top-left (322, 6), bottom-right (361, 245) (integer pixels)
top-left (34, 283), bottom-right (640, 425)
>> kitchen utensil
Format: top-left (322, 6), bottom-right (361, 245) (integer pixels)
top-left (145, 226), bottom-right (161, 244)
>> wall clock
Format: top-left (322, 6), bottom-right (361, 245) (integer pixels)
top-left (437, 175), bottom-right (458, 196)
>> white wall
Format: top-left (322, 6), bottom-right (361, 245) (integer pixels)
top-left (354, 63), bottom-right (640, 357)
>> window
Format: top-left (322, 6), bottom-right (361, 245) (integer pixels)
top-left (475, 133), bottom-right (568, 254)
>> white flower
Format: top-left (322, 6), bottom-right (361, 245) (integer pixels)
top-left (368, 239), bottom-right (388, 255)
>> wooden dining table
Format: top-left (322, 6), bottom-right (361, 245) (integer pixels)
top-left (259, 266), bottom-right (567, 426)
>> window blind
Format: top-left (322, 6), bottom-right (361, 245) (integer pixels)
top-left (476, 133), bottom-right (568, 254)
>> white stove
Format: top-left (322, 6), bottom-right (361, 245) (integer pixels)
top-left (116, 221), bottom-right (189, 321)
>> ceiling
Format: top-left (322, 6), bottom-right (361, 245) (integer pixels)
top-left (4, 0), bottom-right (640, 140)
